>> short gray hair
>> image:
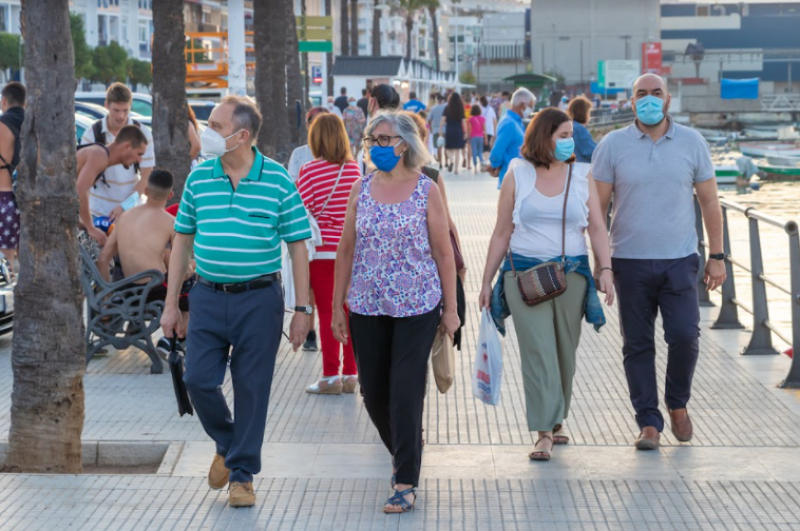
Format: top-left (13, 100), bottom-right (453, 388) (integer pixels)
top-left (364, 110), bottom-right (431, 170)
top-left (221, 95), bottom-right (262, 142)
top-left (511, 88), bottom-right (536, 107)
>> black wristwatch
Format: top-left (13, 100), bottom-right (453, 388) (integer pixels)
top-left (294, 305), bottom-right (313, 315)
top-left (708, 253), bottom-right (726, 261)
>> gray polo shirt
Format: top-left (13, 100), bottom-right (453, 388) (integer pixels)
top-left (591, 118), bottom-right (714, 259)
top-left (428, 103), bottom-right (446, 135)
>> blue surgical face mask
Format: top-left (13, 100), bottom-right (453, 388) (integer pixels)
top-left (370, 140), bottom-right (404, 172)
top-left (553, 138), bottom-right (575, 162)
top-left (635, 95), bottom-right (666, 126)
top-left (349, 101), bottom-right (357, 107)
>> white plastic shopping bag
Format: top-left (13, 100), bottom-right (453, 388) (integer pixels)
top-left (473, 308), bottom-right (503, 405)
top-left (281, 242), bottom-right (295, 310)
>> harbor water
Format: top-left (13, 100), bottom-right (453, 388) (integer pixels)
top-left (716, 182), bottom-right (800, 350)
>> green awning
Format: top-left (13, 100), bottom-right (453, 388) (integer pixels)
top-left (503, 73), bottom-right (557, 89)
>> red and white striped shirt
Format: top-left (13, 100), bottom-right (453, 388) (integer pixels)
top-left (296, 158), bottom-right (361, 256)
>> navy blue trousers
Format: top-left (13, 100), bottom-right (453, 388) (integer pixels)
top-left (612, 255), bottom-right (701, 432)
top-left (183, 281), bottom-right (284, 484)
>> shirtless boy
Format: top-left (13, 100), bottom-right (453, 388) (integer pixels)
top-left (77, 125), bottom-right (148, 246)
top-left (96, 169), bottom-right (194, 354)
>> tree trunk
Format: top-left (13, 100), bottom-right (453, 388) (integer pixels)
top-left (284, 0), bottom-right (306, 158)
top-left (350, 0), bottom-right (358, 56)
top-left (3, 0), bottom-right (85, 474)
top-left (406, 14), bottom-right (413, 61)
top-left (151, 0), bottom-right (191, 203)
top-left (254, 0), bottom-right (287, 159)
top-left (429, 5), bottom-right (439, 71)
top-left (326, 0), bottom-right (334, 96)
top-left (340, 0), bottom-right (349, 56)
top-left (301, 0), bottom-right (309, 113)
top-left (372, 0), bottom-right (381, 56)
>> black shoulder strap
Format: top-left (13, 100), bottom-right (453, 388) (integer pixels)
top-left (77, 143), bottom-right (111, 187)
top-left (92, 119), bottom-right (105, 145)
top-left (0, 115), bottom-right (21, 171)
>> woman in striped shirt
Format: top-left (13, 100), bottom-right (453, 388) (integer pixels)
top-left (297, 114), bottom-right (362, 395)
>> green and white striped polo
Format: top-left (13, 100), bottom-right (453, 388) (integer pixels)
top-left (174, 147), bottom-right (311, 283)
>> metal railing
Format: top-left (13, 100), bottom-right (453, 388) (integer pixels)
top-left (695, 197), bottom-right (800, 388)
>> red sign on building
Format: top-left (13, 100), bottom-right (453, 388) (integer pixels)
top-left (642, 42), bottom-right (663, 75)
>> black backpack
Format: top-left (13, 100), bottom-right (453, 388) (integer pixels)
top-left (89, 118), bottom-right (143, 175)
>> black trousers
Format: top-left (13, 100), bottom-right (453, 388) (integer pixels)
top-left (349, 305), bottom-right (441, 487)
top-left (613, 255), bottom-right (701, 432)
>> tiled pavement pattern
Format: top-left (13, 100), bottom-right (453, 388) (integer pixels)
top-left (1, 475), bottom-right (800, 530)
top-left (2, 171), bottom-right (800, 529)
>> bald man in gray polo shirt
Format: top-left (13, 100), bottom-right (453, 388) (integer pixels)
top-left (593, 74), bottom-right (725, 451)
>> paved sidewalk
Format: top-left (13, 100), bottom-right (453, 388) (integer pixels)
top-left (1, 172), bottom-right (800, 530)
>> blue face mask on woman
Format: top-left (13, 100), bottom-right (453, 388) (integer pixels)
top-left (635, 95), bottom-right (666, 126)
top-left (553, 138), bottom-right (575, 162)
top-left (370, 140), bottom-right (404, 172)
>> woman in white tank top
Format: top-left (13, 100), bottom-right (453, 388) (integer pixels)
top-left (479, 108), bottom-right (615, 462)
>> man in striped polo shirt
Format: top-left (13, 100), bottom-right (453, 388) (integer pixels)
top-left (161, 96), bottom-right (312, 508)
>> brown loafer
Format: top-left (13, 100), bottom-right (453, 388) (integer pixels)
top-left (208, 453), bottom-right (230, 490)
top-left (229, 481), bottom-right (255, 508)
top-left (669, 408), bottom-right (693, 442)
top-left (634, 426), bottom-right (661, 450)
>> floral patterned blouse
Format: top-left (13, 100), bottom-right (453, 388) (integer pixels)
top-left (348, 173), bottom-right (442, 317)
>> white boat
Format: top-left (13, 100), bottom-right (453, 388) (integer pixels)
top-left (739, 142), bottom-right (800, 158)
top-left (765, 155), bottom-right (800, 166)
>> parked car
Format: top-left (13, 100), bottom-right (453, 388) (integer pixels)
top-left (188, 100), bottom-right (216, 123)
top-left (0, 259), bottom-right (14, 337)
top-left (75, 101), bottom-right (109, 121)
top-left (76, 91), bottom-right (153, 117)
top-left (75, 113), bottom-right (95, 143)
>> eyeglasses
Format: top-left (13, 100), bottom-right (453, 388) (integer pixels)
top-left (363, 135), bottom-right (402, 148)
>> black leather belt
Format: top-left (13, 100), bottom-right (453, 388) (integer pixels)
top-left (197, 273), bottom-right (281, 294)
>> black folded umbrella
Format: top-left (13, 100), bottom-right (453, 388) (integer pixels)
top-left (168, 335), bottom-right (194, 417)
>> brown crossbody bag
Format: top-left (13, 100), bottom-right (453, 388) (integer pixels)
top-left (508, 163), bottom-right (573, 306)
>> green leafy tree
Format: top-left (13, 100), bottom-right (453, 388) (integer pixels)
top-left (91, 41), bottom-right (128, 86)
top-left (70, 13), bottom-right (95, 80)
top-left (459, 70), bottom-right (476, 85)
top-left (127, 58), bottom-right (152, 92)
top-left (0, 33), bottom-right (22, 73)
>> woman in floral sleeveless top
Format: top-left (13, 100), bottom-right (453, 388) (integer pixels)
top-left (332, 111), bottom-right (460, 514)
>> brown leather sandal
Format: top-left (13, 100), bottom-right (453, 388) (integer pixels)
top-left (529, 435), bottom-right (554, 461)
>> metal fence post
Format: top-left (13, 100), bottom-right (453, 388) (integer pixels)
top-left (712, 206), bottom-right (744, 329)
top-left (779, 222), bottom-right (800, 388)
top-left (743, 215), bottom-right (779, 355)
top-left (695, 198), bottom-right (713, 307)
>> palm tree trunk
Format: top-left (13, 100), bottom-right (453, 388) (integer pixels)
top-left (301, 0), bottom-right (309, 113)
top-left (151, 0), bottom-right (191, 203)
top-left (405, 14), bottom-right (413, 61)
top-left (372, 0), bottom-right (381, 56)
top-left (350, 0), bottom-right (358, 56)
top-left (254, 0), bottom-right (283, 159)
top-left (3, 0), bottom-right (85, 474)
top-left (340, 0), bottom-right (350, 56)
top-left (429, 5), bottom-right (439, 70)
top-left (284, 0), bottom-right (306, 155)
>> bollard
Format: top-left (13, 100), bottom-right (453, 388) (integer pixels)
top-left (712, 207), bottom-right (745, 330)
top-left (779, 224), bottom-right (800, 388)
top-left (695, 199), bottom-right (713, 307)
top-left (743, 215), bottom-right (779, 355)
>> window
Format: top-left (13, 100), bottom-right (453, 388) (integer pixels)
top-left (131, 99), bottom-right (152, 117)
top-left (98, 15), bottom-right (108, 45)
top-left (0, 5), bottom-right (7, 33)
top-left (696, 5), bottom-right (709, 16)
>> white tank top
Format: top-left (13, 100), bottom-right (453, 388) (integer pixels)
top-left (509, 158), bottom-right (590, 261)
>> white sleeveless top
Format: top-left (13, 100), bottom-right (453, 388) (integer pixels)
top-left (509, 158), bottom-right (590, 261)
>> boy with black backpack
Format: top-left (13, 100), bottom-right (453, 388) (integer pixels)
top-left (79, 82), bottom-right (154, 225)
top-left (77, 125), bottom-right (148, 245)
top-left (0, 82), bottom-right (25, 270)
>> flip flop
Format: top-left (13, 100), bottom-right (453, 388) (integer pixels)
top-left (529, 435), bottom-right (554, 461)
